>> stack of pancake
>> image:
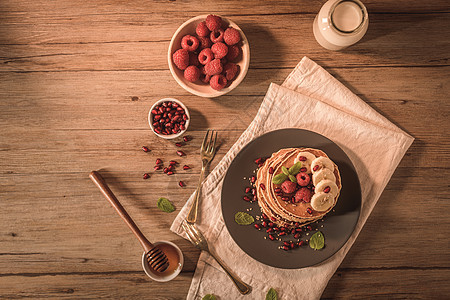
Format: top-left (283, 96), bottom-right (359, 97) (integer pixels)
top-left (256, 147), bottom-right (341, 228)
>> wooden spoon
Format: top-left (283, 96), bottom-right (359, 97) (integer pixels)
top-left (89, 171), bottom-right (169, 272)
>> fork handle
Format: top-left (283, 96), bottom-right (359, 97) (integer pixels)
top-left (89, 171), bottom-right (154, 253)
top-left (186, 164), bottom-right (206, 223)
top-left (207, 249), bottom-right (251, 295)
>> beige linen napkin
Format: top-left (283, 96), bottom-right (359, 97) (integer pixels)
top-left (170, 57), bottom-right (414, 299)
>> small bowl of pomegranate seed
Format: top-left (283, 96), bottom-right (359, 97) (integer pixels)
top-left (148, 98), bottom-right (190, 139)
top-left (168, 14), bottom-right (250, 98)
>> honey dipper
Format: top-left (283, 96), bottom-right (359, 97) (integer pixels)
top-left (89, 171), bottom-right (169, 272)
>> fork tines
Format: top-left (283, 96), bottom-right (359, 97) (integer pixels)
top-left (146, 247), bottom-right (169, 272)
top-left (202, 129), bottom-right (217, 154)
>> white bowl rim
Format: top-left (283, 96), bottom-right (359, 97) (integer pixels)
top-left (148, 98), bottom-right (190, 139)
top-left (168, 15), bottom-right (250, 98)
top-left (141, 240), bottom-right (184, 282)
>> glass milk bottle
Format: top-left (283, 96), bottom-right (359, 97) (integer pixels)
top-left (313, 0), bottom-right (369, 50)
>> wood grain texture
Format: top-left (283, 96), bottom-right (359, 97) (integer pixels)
top-left (0, 0), bottom-right (449, 299)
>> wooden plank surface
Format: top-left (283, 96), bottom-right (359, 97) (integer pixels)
top-left (1, 0), bottom-right (449, 299)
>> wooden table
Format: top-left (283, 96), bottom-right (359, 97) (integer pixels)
top-left (1, 1), bottom-right (449, 298)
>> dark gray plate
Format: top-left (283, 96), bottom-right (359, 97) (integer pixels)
top-left (221, 128), bottom-right (361, 269)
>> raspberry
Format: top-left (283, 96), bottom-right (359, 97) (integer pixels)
top-left (226, 44), bottom-right (241, 61)
top-left (281, 180), bottom-right (297, 194)
top-left (198, 48), bottom-right (214, 65)
top-left (205, 14), bottom-right (222, 31)
top-left (201, 74), bottom-right (211, 84)
top-left (224, 27), bottom-right (241, 45)
top-left (204, 58), bottom-right (223, 76)
top-left (211, 42), bottom-right (228, 59)
top-left (184, 65), bottom-right (201, 82)
top-left (223, 62), bottom-right (239, 81)
top-left (181, 35), bottom-right (199, 52)
top-left (199, 65), bottom-right (206, 75)
top-left (210, 74), bottom-right (227, 90)
top-left (220, 58), bottom-right (227, 66)
top-left (189, 52), bottom-right (199, 66)
top-left (295, 187), bottom-right (313, 203)
top-left (196, 21), bottom-right (210, 37)
top-left (296, 172), bottom-right (311, 187)
top-left (210, 28), bottom-right (224, 43)
top-left (172, 49), bottom-right (189, 70)
top-left (198, 36), bottom-right (212, 50)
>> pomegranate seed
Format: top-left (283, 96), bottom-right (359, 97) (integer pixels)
top-left (251, 176), bottom-right (256, 183)
top-left (143, 173), bottom-right (150, 179)
top-left (270, 216), bottom-right (276, 222)
top-left (274, 188), bottom-right (281, 193)
top-left (294, 222), bottom-right (300, 227)
top-left (290, 242), bottom-right (297, 249)
top-left (294, 233), bottom-right (301, 239)
top-left (142, 146), bottom-right (149, 152)
top-left (281, 245), bottom-right (289, 251)
top-left (243, 196), bottom-right (251, 202)
top-left (296, 228), bottom-right (303, 232)
top-left (268, 222), bottom-right (274, 227)
top-left (167, 165), bottom-right (173, 171)
top-left (180, 124), bottom-right (185, 130)
top-left (251, 188), bottom-right (256, 195)
top-left (175, 142), bottom-right (183, 147)
top-left (313, 165), bottom-right (320, 172)
top-left (254, 157), bottom-right (263, 164)
top-left (324, 186), bottom-right (331, 193)
top-left (279, 232), bottom-right (287, 236)
top-left (183, 165), bottom-right (190, 170)
top-left (273, 227), bottom-right (280, 232)
top-left (298, 241), bottom-right (305, 246)
top-left (183, 114), bottom-right (188, 121)
top-left (169, 160), bottom-right (178, 165)
top-left (259, 183), bottom-right (266, 191)
top-left (268, 234), bottom-right (275, 241)
top-left (176, 150), bottom-right (185, 156)
top-left (299, 156), bottom-right (307, 161)
top-left (281, 196), bottom-right (289, 201)
top-left (279, 227), bottom-right (286, 231)
top-left (154, 128), bottom-right (161, 134)
top-left (283, 241), bottom-right (290, 247)
top-left (154, 165), bottom-right (162, 171)
top-left (254, 224), bottom-right (260, 229)
top-left (269, 167), bottom-right (274, 174)
top-left (307, 225), bottom-right (312, 231)
top-left (262, 221), bottom-right (268, 227)
top-left (183, 136), bottom-right (190, 142)
top-left (262, 213), bottom-right (268, 220)
top-left (151, 109), bottom-right (158, 115)
top-left (155, 158), bottom-right (163, 165)
top-left (300, 167), bottom-right (307, 172)
top-left (290, 228), bottom-right (296, 234)
top-left (163, 167), bottom-right (168, 173)
top-left (266, 228), bottom-right (273, 233)
top-left (245, 187), bottom-right (251, 193)
top-left (167, 171), bottom-right (174, 175)
top-left (178, 181), bottom-right (185, 187)
top-left (307, 207), bottom-right (313, 214)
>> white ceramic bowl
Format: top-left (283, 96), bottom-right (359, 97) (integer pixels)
top-left (148, 98), bottom-right (190, 139)
top-left (141, 241), bottom-right (184, 282)
top-left (168, 15), bottom-right (250, 98)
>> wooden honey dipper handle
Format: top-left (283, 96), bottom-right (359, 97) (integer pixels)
top-left (89, 171), bottom-right (154, 253)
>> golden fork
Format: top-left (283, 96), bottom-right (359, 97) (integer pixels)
top-left (181, 221), bottom-right (251, 295)
top-left (186, 129), bottom-right (217, 224)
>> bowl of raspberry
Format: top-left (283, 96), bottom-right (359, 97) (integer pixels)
top-left (168, 14), bottom-right (250, 98)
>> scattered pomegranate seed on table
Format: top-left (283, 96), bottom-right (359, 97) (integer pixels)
top-left (167, 171), bottom-right (174, 175)
top-left (176, 150), bottom-right (185, 156)
top-left (142, 146), bottom-right (149, 152)
top-left (143, 173), bottom-right (150, 179)
top-left (183, 136), bottom-right (191, 142)
top-left (175, 142), bottom-right (183, 147)
top-left (155, 158), bottom-right (163, 165)
top-left (178, 181), bottom-right (185, 187)
top-left (154, 165), bottom-right (162, 171)
top-left (183, 165), bottom-right (190, 170)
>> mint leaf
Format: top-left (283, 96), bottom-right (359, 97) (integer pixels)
top-left (202, 295), bottom-right (216, 300)
top-left (272, 173), bottom-right (288, 185)
top-left (234, 212), bottom-right (254, 225)
top-left (309, 231), bottom-right (325, 250)
top-left (157, 197), bottom-right (175, 213)
top-left (281, 166), bottom-right (289, 176)
top-left (289, 174), bottom-right (297, 183)
top-left (288, 161), bottom-right (302, 175)
top-left (266, 288), bottom-right (278, 300)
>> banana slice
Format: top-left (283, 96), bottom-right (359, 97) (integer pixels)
top-left (311, 156), bottom-right (334, 174)
top-left (315, 179), bottom-right (339, 198)
top-left (312, 168), bottom-right (336, 186)
top-left (293, 151), bottom-right (316, 173)
top-left (311, 192), bottom-right (334, 212)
